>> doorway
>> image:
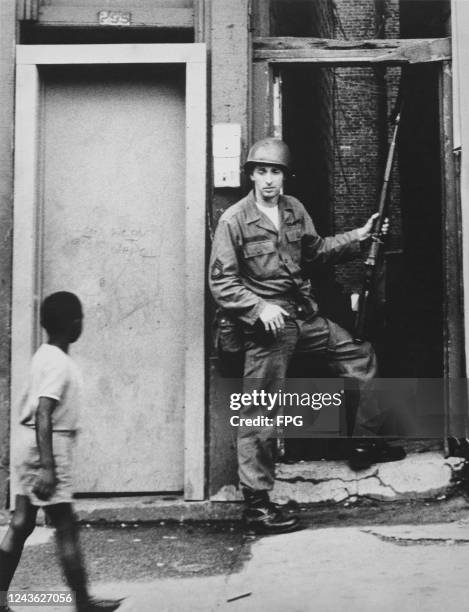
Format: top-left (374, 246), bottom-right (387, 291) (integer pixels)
top-left (11, 44), bottom-right (206, 499)
top-left (253, 55), bottom-right (458, 459)
top-left (281, 64), bottom-right (444, 378)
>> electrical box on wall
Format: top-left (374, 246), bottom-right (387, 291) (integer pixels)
top-left (213, 123), bottom-right (241, 187)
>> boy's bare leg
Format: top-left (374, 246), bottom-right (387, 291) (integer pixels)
top-left (0, 495), bottom-right (38, 609)
top-left (46, 504), bottom-right (121, 612)
top-left (46, 504), bottom-right (89, 609)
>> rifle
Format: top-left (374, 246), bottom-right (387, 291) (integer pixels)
top-left (354, 107), bottom-right (402, 343)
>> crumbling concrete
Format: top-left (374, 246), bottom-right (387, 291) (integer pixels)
top-left (272, 453), bottom-right (465, 503)
top-left (213, 452), bottom-right (466, 505)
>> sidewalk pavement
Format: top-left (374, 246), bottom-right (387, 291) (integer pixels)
top-left (108, 521), bottom-right (469, 612)
top-left (3, 499), bottom-right (469, 612)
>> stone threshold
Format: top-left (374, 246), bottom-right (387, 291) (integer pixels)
top-left (74, 497), bottom-right (241, 524)
top-left (212, 452), bottom-right (467, 505)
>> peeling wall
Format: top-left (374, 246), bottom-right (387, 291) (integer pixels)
top-left (0, 0), bottom-right (15, 507)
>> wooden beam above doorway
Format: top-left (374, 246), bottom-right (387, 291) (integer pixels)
top-left (18, 1), bottom-right (194, 29)
top-left (254, 37), bottom-right (451, 65)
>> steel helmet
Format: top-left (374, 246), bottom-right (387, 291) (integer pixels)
top-left (244, 138), bottom-right (292, 174)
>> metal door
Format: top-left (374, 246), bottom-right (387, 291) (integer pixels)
top-left (41, 65), bottom-right (186, 492)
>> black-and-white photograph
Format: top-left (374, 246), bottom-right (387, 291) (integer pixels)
top-left (0, 1), bottom-right (468, 610)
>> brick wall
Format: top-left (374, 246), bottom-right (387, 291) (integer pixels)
top-left (312, 2), bottom-right (336, 234)
top-left (328, 0), bottom-right (402, 294)
top-left (332, 66), bottom-right (383, 290)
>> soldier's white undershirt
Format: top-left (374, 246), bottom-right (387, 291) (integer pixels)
top-left (255, 200), bottom-right (280, 231)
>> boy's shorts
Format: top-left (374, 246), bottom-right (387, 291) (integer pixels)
top-left (13, 426), bottom-right (76, 507)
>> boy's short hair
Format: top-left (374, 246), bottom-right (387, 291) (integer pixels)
top-left (40, 292), bottom-right (83, 335)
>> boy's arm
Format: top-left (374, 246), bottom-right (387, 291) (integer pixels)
top-left (33, 397), bottom-right (58, 501)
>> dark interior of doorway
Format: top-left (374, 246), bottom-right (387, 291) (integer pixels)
top-left (281, 63), bottom-right (444, 461)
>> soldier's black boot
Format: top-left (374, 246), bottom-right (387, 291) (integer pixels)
top-left (348, 440), bottom-right (406, 471)
top-left (242, 489), bottom-right (301, 535)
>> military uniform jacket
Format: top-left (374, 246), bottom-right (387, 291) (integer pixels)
top-left (209, 190), bottom-right (361, 325)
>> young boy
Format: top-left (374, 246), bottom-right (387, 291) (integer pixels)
top-left (0, 292), bottom-right (122, 612)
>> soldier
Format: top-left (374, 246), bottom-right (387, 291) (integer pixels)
top-left (209, 138), bottom-right (405, 534)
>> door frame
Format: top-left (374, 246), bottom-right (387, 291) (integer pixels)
top-left (252, 37), bottom-right (466, 439)
top-left (12, 43), bottom-right (207, 500)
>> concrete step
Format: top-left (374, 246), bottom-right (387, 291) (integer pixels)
top-left (74, 497), bottom-right (240, 524)
top-left (273, 452), bottom-right (465, 503)
top-left (212, 452), bottom-right (467, 505)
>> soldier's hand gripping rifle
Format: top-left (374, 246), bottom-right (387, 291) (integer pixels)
top-left (354, 107), bottom-right (402, 343)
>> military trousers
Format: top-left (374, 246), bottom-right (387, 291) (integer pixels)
top-left (238, 308), bottom-right (381, 492)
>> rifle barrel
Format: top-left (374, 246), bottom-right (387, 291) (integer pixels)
top-left (354, 108), bottom-right (402, 343)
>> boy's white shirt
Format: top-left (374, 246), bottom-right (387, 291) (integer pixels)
top-left (18, 343), bottom-right (83, 432)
